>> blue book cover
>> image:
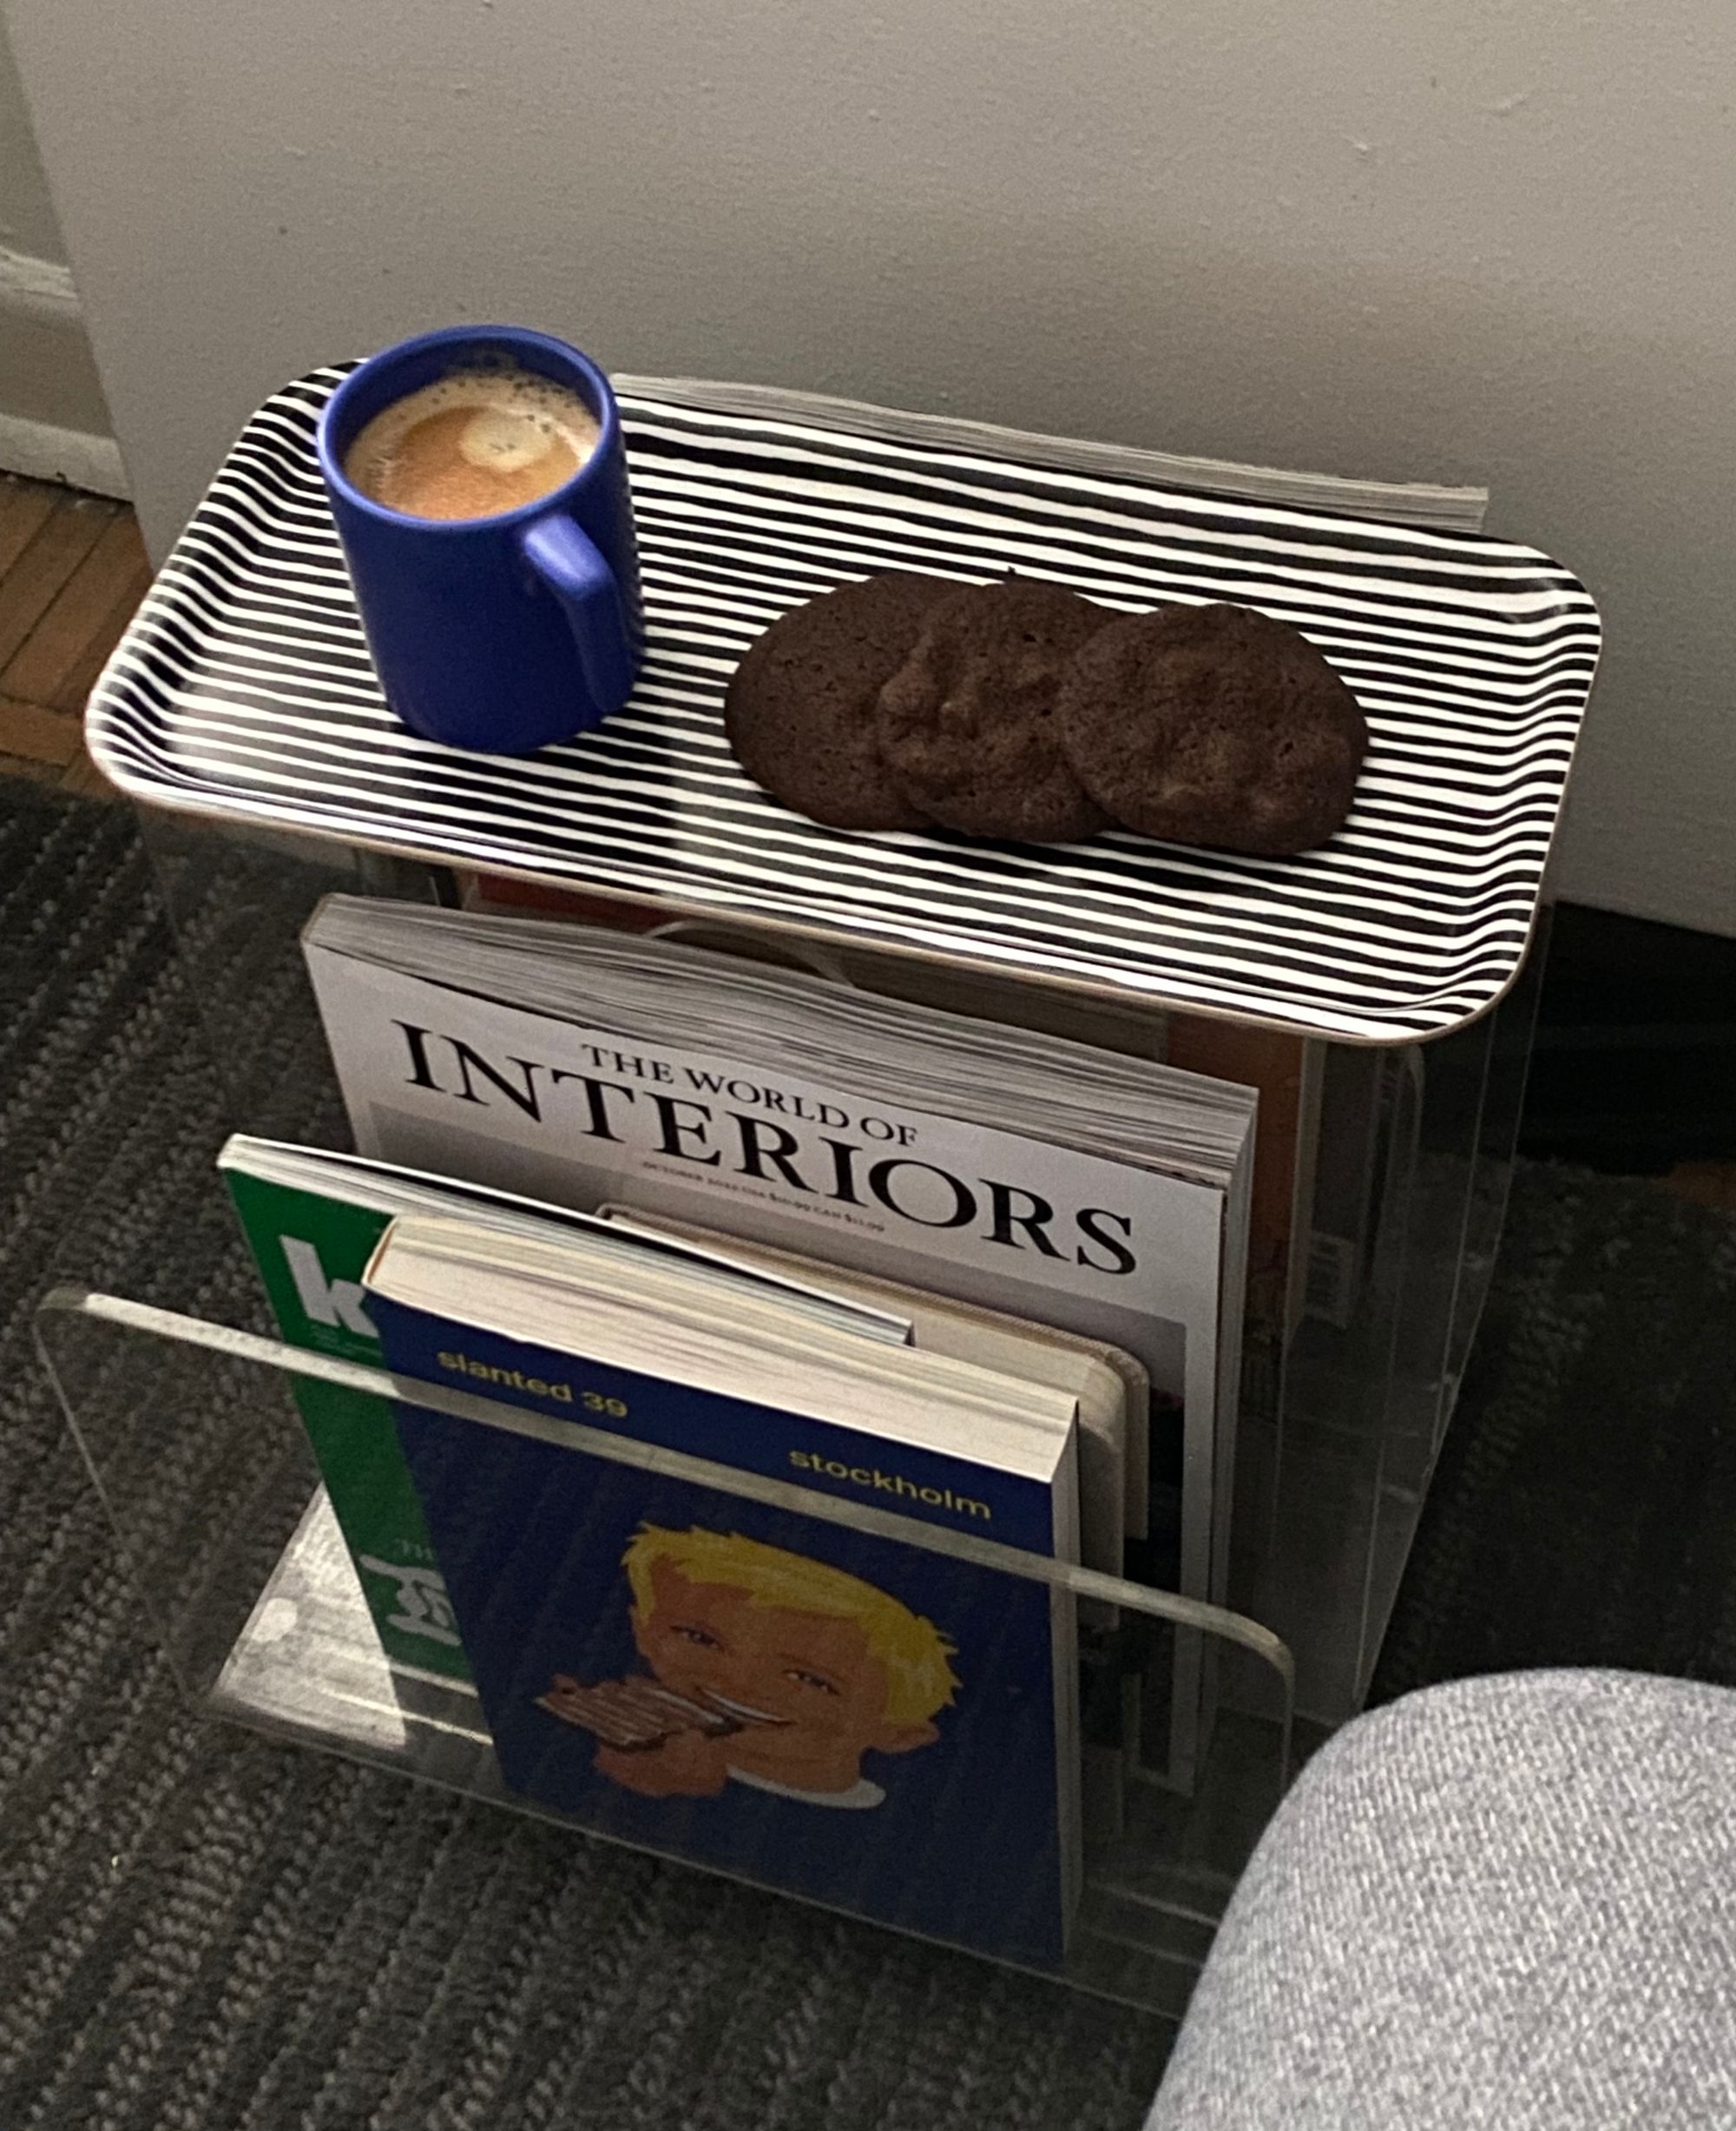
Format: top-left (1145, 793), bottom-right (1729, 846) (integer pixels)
top-left (369, 1289), bottom-right (1078, 1967)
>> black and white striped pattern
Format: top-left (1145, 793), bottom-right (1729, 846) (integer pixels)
top-left (89, 368), bottom-right (1600, 1043)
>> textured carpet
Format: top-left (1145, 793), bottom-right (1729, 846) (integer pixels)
top-left (5, 780), bottom-right (1736, 2131)
top-left (1371, 1158), bottom-right (1736, 1700)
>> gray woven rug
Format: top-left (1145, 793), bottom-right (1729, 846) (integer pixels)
top-left (5, 780), bottom-right (1735, 2131)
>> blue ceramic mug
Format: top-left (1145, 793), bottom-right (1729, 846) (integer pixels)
top-left (317, 325), bottom-right (642, 753)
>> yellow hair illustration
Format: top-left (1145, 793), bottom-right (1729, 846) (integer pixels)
top-left (622, 1524), bottom-right (960, 1721)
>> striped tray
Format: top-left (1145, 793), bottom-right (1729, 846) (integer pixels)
top-left (89, 369), bottom-right (1599, 1044)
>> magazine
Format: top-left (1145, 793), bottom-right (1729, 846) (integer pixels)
top-left (456, 887), bottom-right (1325, 1441)
top-left (222, 1154), bottom-right (471, 1684)
top-left (365, 1207), bottom-right (1084, 1964)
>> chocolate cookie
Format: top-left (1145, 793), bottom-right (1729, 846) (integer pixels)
top-left (875, 579), bottom-right (1110, 842)
top-left (1059, 602), bottom-right (1369, 855)
top-left (723, 572), bottom-right (956, 831)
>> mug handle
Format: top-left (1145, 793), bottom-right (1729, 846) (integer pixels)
top-left (521, 516), bottom-right (635, 720)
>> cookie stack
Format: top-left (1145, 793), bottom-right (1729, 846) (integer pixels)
top-left (724, 574), bottom-right (1369, 855)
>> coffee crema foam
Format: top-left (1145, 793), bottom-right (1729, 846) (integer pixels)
top-left (344, 366), bottom-right (602, 521)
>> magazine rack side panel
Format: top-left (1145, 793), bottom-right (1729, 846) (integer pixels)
top-left (34, 1291), bottom-right (1293, 2020)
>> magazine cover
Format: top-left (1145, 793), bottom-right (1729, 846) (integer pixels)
top-left (303, 944), bottom-right (1233, 1586)
top-left (370, 1292), bottom-right (1081, 1965)
top-left (222, 1167), bottom-right (470, 1683)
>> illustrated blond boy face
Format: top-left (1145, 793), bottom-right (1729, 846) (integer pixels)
top-left (610, 1525), bottom-right (959, 1802)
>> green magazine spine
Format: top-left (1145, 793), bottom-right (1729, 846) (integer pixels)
top-left (222, 1169), bottom-right (472, 1684)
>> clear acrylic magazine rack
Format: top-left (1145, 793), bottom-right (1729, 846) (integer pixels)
top-left (36, 1287), bottom-right (1293, 2020)
top-left (71, 368), bottom-right (1594, 2013)
top-left (125, 801), bottom-right (1547, 1742)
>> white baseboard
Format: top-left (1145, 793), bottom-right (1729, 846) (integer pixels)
top-left (0, 408), bottom-right (128, 497)
top-left (0, 244), bottom-right (129, 497)
top-left (0, 242), bottom-right (80, 326)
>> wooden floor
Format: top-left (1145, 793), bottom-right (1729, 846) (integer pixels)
top-left (1661, 1162), bottom-right (1736, 1214)
top-left (0, 471), bottom-right (150, 799)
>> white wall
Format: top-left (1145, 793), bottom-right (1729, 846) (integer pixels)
top-left (0, 16), bottom-right (60, 261)
top-left (6, 0), bottom-right (1733, 931)
top-left (0, 15), bottom-right (114, 454)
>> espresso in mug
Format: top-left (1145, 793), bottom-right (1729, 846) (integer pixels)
top-left (344, 365), bottom-right (602, 522)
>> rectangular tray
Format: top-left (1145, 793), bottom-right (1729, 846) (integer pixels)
top-left (88, 370), bottom-right (1600, 1043)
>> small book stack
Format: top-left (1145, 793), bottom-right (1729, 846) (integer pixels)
top-left (221, 897), bottom-right (1259, 1964)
